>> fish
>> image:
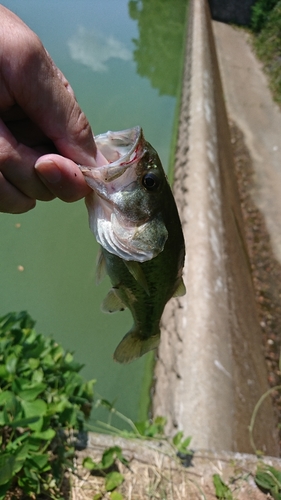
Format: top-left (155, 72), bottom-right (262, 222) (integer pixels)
top-left (80, 126), bottom-right (185, 364)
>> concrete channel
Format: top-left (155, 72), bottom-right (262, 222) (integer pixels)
top-left (152, 0), bottom-right (279, 456)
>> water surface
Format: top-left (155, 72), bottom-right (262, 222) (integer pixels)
top-left (0, 0), bottom-right (187, 427)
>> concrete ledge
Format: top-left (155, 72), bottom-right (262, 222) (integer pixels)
top-left (152, 0), bottom-right (278, 455)
top-left (74, 432), bottom-right (281, 499)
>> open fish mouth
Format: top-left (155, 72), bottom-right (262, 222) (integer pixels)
top-left (79, 126), bottom-right (145, 190)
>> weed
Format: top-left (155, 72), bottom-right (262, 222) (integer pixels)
top-left (213, 474), bottom-right (235, 500)
top-left (0, 311), bottom-right (94, 499)
top-left (251, 1), bottom-right (281, 105)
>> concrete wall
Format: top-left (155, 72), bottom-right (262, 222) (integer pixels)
top-left (208, 0), bottom-right (256, 25)
top-left (152, 0), bottom-right (278, 455)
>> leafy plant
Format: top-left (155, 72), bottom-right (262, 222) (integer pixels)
top-left (0, 311), bottom-right (94, 499)
top-left (251, 1), bottom-right (281, 105)
top-left (251, 0), bottom-right (279, 32)
top-left (213, 474), bottom-right (234, 500)
top-left (255, 462), bottom-right (281, 500)
top-left (83, 446), bottom-right (127, 499)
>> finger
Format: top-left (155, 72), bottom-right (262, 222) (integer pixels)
top-left (2, 23), bottom-right (98, 167)
top-left (0, 172), bottom-right (36, 214)
top-left (0, 118), bottom-right (55, 201)
top-left (35, 154), bottom-right (92, 202)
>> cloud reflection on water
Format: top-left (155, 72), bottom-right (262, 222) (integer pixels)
top-left (67, 26), bottom-right (131, 72)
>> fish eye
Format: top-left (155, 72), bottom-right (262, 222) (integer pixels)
top-left (142, 172), bottom-right (160, 191)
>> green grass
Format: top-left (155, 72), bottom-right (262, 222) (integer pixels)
top-left (251, 0), bottom-right (281, 106)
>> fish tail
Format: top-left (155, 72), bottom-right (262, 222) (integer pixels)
top-left (113, 328), bottom-right (160, 364)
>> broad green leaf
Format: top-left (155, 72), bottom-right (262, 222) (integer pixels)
top-left (110, 492), bottom-right (124, 500)
top-left (173, 431), bottom-right (183, 446)
top-left (255, 470), bottom-right (276, 490)
top-left (0, 391), bottom-right (14, 406)
top-left (28, 416), bottom-right (44, 432)
top-left (83, 456), bottom-right (99, 470)
top-left (32, 428), bottom-right (56, 441)
top-left (0, 444), bottom-right (29, 485)
top-left (4, 393), bottom-right (20, 419)
top-left (5, 354), bottom-right (17, 374)
top-left (18, 383), bottom-right (47, 402)
top-left (9, 416), bottom-right (40, 428)
top-left (65, 352), bottom-right (73, 364)
top-left (21, 398), bottom-right (47, 418)
top-left (47, 400), bottom-right (69, 416)
top-left (213, 474), bottom-right (233, 500)
top-left (28, 454), bottom-right (50, 471)
top-left (102, 447), bottom-right (129, 468)
top-left (102, 448), bottom-right (119, 469)
top-left (93, 494), bottom-right (103, 500)
top-left (181, 436), bottom-right (192, 449)
top-left (0, 365), bottom-right (8, 379)
top-left (31, 368), bottom-right (44, 384)
top-left (0, 455), bottom-right (15, 485)
top-left (28, 358), bottom-right (40, 370)
top-left (105, 472), bottom-right (124, 492)
top-left (11, 443), bottom-right (29, 476)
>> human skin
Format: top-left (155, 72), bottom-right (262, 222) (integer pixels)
top-left (0, 5), bottom-right (106, 214)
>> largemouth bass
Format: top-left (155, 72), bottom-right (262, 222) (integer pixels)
top-left (80, 126), bottom-right (185, 364)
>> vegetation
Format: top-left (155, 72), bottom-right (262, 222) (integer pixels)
top-left (1, 310), bottom-right (280, 499)
top-left (0, 311), bottom-right (94, 499)
top-left (251, 0), bottom-right (281, 105)
top-left (251, 0), bottom-right (280, 32)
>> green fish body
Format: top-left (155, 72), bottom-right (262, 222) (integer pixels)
top-left (80, 127), bottom-right (185, 363)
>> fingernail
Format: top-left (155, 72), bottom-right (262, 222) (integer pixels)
top-left (35, 159), bottom-right (62, 184)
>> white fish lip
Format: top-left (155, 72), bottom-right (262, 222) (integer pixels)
top-left (79, 126), bottom-right (144, 186)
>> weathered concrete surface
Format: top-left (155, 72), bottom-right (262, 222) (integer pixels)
top-left (73, 432), bottom-right (281, 500)
top-left (152, 0), bottom-right (278, 455)
top-left (213, 21), bottom-right (281, 266)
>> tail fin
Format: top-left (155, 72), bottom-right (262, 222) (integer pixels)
top-left (113, 328), bottom-right (160, 364)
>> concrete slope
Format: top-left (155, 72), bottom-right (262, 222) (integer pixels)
top-left (213, 21), bottom-right (281, 266)
top-left (152, 0), bottom-right (278, 455)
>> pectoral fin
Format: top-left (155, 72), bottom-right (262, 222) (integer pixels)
top-left (123, 260), bottom-right (150, 296)
top-left (101, 289), bottom-right (126, 313)
top-left (96, 249), bottom-right (107, 284)
top-left (172, 277), bottom-right (186, 297)
top-left (114, 328), bottom-right (160, 364)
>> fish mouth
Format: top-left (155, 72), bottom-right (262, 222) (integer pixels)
top-left (79, 126), bottom-right (145, 188)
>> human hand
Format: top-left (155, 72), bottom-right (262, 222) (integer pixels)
top-left (0, 5), bottom-right (106, 214)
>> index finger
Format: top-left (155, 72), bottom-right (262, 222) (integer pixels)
top-left (1, 8), bottom-right (98, 167)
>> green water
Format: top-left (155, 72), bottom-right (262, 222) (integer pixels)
top-left (0, 0), bottom-right (187, 427)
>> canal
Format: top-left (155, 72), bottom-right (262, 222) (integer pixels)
top-left (0, 0), bottom-right (187, 428)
